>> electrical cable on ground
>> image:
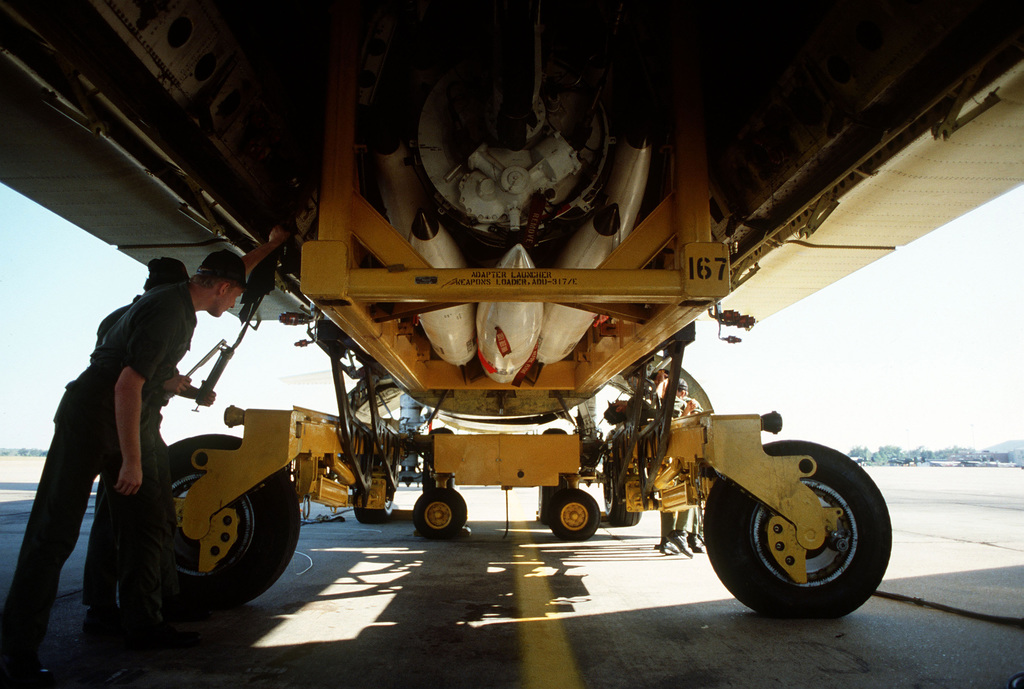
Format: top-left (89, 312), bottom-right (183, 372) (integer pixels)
top-left (872, 590), bottom-right (1024, 629)
top-left (300, 506), bottom-right (349, 525)
top-left (293, 551), bottom-right (314, 575)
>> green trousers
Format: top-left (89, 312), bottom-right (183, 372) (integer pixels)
top-left (660, 505), bottom-right (699, 536)
top-left (83, 411), bottom-right (178, 610)
top-left (1, 370), bottom-right (170, 655)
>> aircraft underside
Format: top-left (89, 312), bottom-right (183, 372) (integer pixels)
top-left (1, 0), bottom-right (1022, 617)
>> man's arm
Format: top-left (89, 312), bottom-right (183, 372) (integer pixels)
top-left (241, 224), bottom-right (290, 275)
top-left (163, 371), bottom-right (215, 406)
top-left (113, 366), bottom-right (146, 495)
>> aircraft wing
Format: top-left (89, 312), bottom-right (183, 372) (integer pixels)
top-left (1, 1), bottom-right (1022, 408)
top-left (724, 59), bottom-right (1024, 321)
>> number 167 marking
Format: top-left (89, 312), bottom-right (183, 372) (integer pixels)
top-left (688, 256), bottom-right (728, 281)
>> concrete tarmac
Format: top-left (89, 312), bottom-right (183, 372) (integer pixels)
top-left (0, 460), bottom-right (1021, 688)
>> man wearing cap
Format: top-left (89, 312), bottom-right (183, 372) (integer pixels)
top-left (672, 380), bottom-right (702, 419)
top-left (656, 380), bottom-right (705, 557)
top-left (81, 256), bottom-right (209, 637)
top-left (1, 227), bottom-right (288, 687)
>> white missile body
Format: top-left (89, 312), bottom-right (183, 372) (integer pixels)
top-left (602, 137), bottom-right (652, 245)
top-left (476, 244), bottom-right (543, 383)
top-left (409, 212), bottom-right (478, 366)
top-left (536, 205), bottom-right (620, 364)
top-left (536, 138), bottom-right (652, 364)
top-left (374, 139), bottom-right (432, 241)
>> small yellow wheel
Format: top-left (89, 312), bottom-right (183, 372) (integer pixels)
top-left (549, 488), bottom-right (600, 541)
top-left (423, 501), bottom-right (453, 530)
top-left (413, 487), bottom-right (467, 539)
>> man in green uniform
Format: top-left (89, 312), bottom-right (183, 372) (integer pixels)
top-left (81, 257), bottom-right (206, 635)
top-left (79, 229), bottom-right (288, 638)
top-left (79, 219), bottom-right (287, 634)
top-left (0, 249), bottom-right (249, 687)
top-left (656, 380), bottom-right (704, 556)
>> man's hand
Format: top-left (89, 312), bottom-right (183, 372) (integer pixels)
top-left (114, 366), bottom-right (146, 495)
top-left (164, 374), bottom-right (192, 395)
top-left (268, 224), bottom-right (290, 247)
top-left (242, 224), bottom-right (292, 275)
top-left (114, 458), bottom-right (143, 495)
top-left (179, 384), bottom-right (215, 406)
top-left (196, 388), bottom-right (216, 407)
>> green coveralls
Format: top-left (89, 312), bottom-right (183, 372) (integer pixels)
top-left (1, 282), bottom-right (196, 654)
top-left (661, 394), bottom-right (704, 538)
top-left (82, 302), bottom-right (179, 610)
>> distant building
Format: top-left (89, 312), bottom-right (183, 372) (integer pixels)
top-left (928, 450), bottom-right (1012, 467)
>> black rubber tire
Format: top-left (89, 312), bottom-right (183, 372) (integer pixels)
top-left (602, 457), bottom-right (641, 527)
top-left (423, 427), bottom-right (455, 492)
top-left (537, 485), bottom-right (557, 525)
top-left (548, 488), bottom-right (601, 541)
top-left (413, 487), bottom-right (467, 539)
top-left (604, 490), bottom-right (641, 527)
top-left (538, 476), bottom-right (571, 525)
top-left (704, 440), bottom-right (891, 618)
top-left (169, 434), bottom-right (300, 610)
top-left (354, 499), bottom-right (394, 524)
top-left (537, 429), bottom-right (571, 525)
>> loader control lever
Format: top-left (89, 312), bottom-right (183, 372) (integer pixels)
top-left (193, 318), bottom-right (253, 411)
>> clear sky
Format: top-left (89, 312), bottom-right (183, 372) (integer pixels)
top-left (1, 182), bottom-right (1022, 454)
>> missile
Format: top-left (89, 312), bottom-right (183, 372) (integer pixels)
top-left (552, 203), bottom-right (621, 271)
top-left (603, 131), bottom-right (653, 243)
top-left (410, 209), bottom-right (465, 267)
top-left (409, 211), bottom-right (478, 367)
top-left (476, 244), bottom-right (543, 383)
top-left (536, 204), bottom-right (620, 364)
top-left (373, 134), bottom-right (432, 240)
top-left (534, 134), bottom-right (649, 364)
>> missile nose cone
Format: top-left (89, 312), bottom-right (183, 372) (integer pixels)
top-left (623, 112), bottom-right (653, 149)
top-left (496, 243), bottom-right (535, 269)
top-left (594, 204), bottom-right (621, 237)
top-left (411, 210), bottom-right (439, 241)
top-left (368, 125), bottom-right (401, 155)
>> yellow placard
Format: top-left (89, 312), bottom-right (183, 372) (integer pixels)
top-left (682, 242), bottom-right (730, 298)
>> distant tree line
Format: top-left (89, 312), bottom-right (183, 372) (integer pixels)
top-left (848, 445), bottom-right (977, 465)
top-left (0, 448), bottom-right (47, 457)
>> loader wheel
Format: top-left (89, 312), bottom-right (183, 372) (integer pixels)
top-left (354, 499), bottom-right (394, 524)
top-left (537, 477), bottom-right (569, 525)
top-left (537, 429), bottom-right (571, 525)
top-left (413, 487), bottom-right (467, 539)
top-left (602, 457), bottom-right (640, 527)
top-left (423, 427), bottom-right (455, 492)
top-left (549, 488), bottom-right (600, 541)
top-left (169, 435), bottom-right (300, 610)
top-left (603, 487), bottom-right (640, 527)
top-left (538, 485), bottom-right (556, 525)
top-left (704, 441), bottom-right (891, 618)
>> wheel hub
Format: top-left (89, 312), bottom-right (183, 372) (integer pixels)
top-left (752, 479), bottom-right (858, 587)
top-left (173, 472), bottom-right (255, 577)
top-left (827, 529), bottom-right (852, 554)
top-left (424, 501), bottom-right (453, 529)
top-left (559, 502), bottom-right (588, 531)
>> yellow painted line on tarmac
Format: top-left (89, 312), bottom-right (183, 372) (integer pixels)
top-left (507, 490), bottom-right (587, 689)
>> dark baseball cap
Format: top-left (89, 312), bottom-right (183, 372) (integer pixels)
top-left (196, 250), bottom-right (246, 286)
top-left (144, 257), bottom-right (188, 291)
